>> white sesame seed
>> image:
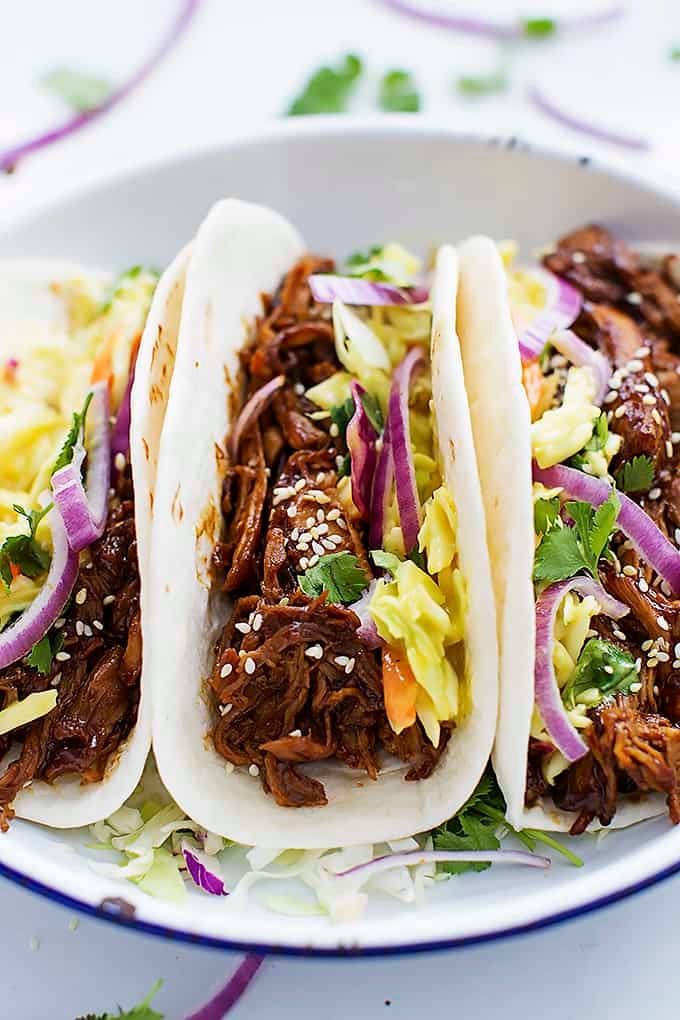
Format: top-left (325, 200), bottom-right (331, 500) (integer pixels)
top-left (299, 556), bottom-right (309, 570)
top-left (114, 452), bottom-right (127, 472)
top-left (642, 394), bottom-right (657, 406)
top-left (291, 528), bottom-right (299, 542)
top-left (299, 532), bottom-right (313, 544)
top-left (603, 665), bottom-right (614, 674)
top-left (305, 516), bottom-right (315, 528)
top-left (335, 455), bottom-right (345, 469)
top-left (648, 487), bottom-right (661, 500)
top-left (572, 251), bottom-right (586, 263)
top-left (614, 405), bottom-right (626, 419)
top-left (648, 658), bottom-right (659, 669)
top-left (298, 541), bottom-right (310, 552)
top-left (75, 620), bottom-right (84, 636)
top-left (307, 554), bottom-right (320, 567)
top-left (651, 410), bottom-right (662, 426)
top-left (674, 660), bottom-right (680, 670)
top-left (294, 478), bottom-right (306, 493)
top-left (634, 346), bottom-right (650, 357)
top-left (220, 663), bottom-right (233, 679)
top-left (248, 764), bottom-right (260, 777)
top-left (102, 595), bottom-right (115, 606)
top-left (613, 629), bottom-right (626, 641)
top-left (252, 613), bottom-right (263, 632)
top-left (654, 685), bottom-right (660, 696)
top-left (344, 657), bottom-right (356, 675)
top-left (220, 702), bottom-right (233, 716)
top-left (334, 655), bottom-right (349, 667)
top-left (638, 578), bottom-right (649, 593)
top-left (604, 391), bottom-right (617, 404)
top-left (316, 509), bottom-right (326, 523)
top-left (627, 359), bottom-right (644, 373)
top-left (673, 432), bottom-right (680, 444)
top-left (642, 639), bottom-right (654, 651)
top-left (329, 534), bottom-right (344, 546)
top-left (675, 642), bottom-right (680, 659)
top-left (312, 541), bottom-right (325, 556)
top-left (322, 538), bottom-right (336, 551)
top-left (55, 652), bottom-right (71, 662)
top-left (235, 622), bottom-right (251, 634)
top-left (50, 672), bottom-right (62, 687)
top-left (83, 624), bottom-right (93, 638)
top-left (289, 729), bottom-right (302, 738)
top-left (329, 423), bottom-right (340, 438)
top-left (75, 588), bottom-right (87, 605)
top-left (327, 508), bottom-right (341, 521)
top-left (54, 617), bottom-right (66, 629)
top-left (309, 490), bottom-right (331, 504)
top-left (627, 291), bottom-right (642, 305)
top-left (622, 565), bottom-right (637, 577)
top-left (294, 382), bottom-right (305, 395)
top-left (316, 473), bottom-right (326, 484)
top-left (661, 581), bottom-right (673, 597)
top-left (93, 619), bottom-right (103, 631)
top-left (286, 506), bottom-right (296, 518)
top-left (634, 384), bottom-right (650, 394)
top-left (635, 658), bottom-right (642, 673)
top-left (244, 657), bottom-right (256, 675)
top-left (315, 522), bottom-right (329, 535)
top-left (645, 372), bottom-right (659, 388)
top-left (662, 389), bottom-right (671, 405)
top-left (310, 526), bottom-right (319, 539)
top-left (630, 682), bottom-right (642, 693)
top-left (658, 616), bottom-right (670, 631)
top-left (336, 518), bottom-right (347, 530)
top-left (305, 644), bottom-right (323, 660)
top-left (608, 378), bottom-right (621, 391)
top-left (657, 651), bottom-right (670, 662)
top-left (667, 441), bottom-right (674, 459)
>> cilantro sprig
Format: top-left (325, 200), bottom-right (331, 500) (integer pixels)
top-left (299, 552), bottom-right (370, 604)
top-left (533, 491), bottom-right (620, 584)
top-left (457, 70), bottom-right (508, 97)
top-left (0, 504), bottom-right (51, 589)
top-left (379, 69), bottom-right (421, 112)
top-left (76, 980), bottom-right (163, 1020)
top-left (42, 68), bottom-right (111, 113)
top-left (27, 630), bottom-right (65, 675)
top-left (533, 496), bottom-right (560, 536)
top-left (287, 54), bottom-right (362, 116)
top-left (615, 455), bottom-right (654, 495)
top-left (53, 390), bottom-right (93, 475)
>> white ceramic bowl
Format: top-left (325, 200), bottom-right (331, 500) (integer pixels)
top-left (2, 118), bottom-right (680, 956)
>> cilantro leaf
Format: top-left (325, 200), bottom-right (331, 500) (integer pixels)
top-left (359, 391), bottom-right (384, 434)
top-left (298, 552), bottom-right (370, 604)
top-left (370, 549), bottom-right (402, 575)
top-left (434, 814), bottom-right (500, 874)
top-left (286, 54), bottom-right (362, 116)
top-left (567, 412), bottom-right (609, 470)
top-left (379, 69), bottom-right (421, 112)
top-left (457, 70), bottom-right (507, 97)
top-left (0, 504), bottom-right (51, 589)
top-left (26, 630), bottom-right (64, 675)
top-left (532, 525), bottom-right (589, 584)
top-left (53, 391), bottom-right (93, 475)
top-left (329, 396), bottom-right (355, 439)
top-left (344, 245), bottom-right (388, 279)
top-left (670, 46), bottom-right (680, 61)
top-left (41, 68), bottom-right (111, 113)
top-left (533, 496), bottom-right (560, 535)
top-left (615, 455), bottom-right (654, 494)
top-left (522, 16), bottom-right (557, 38)
top-left (75, 981), bottom-right (163, 1020)
top-left (562, 638), bottom-right (638, 709)
top-left (588, 492), bottom-right (620, 565)
top-left (336, 453), bottom-right (351, 478)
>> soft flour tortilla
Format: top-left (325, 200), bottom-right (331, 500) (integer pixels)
top-left (456, 235), bottom-right (664, 832)
top-left (149, 203), bottom-right (499, 848)
top-left (2, 255), bottom-right (186, 827)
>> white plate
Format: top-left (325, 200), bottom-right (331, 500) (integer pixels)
top-left (2, 117), bottom-right (680, 956)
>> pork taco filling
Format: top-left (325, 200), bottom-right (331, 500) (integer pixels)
top-left (510, 226), bottom-right (680, 833)
top-left (208, 245), bottom-right (470, 807)
top-left (0, 264), bottom-right (156, 826)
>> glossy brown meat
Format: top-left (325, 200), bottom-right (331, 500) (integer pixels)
top-left (0, 478), bottom-right (141, 821)
top-left (214, 431), bottom-right (267, 593)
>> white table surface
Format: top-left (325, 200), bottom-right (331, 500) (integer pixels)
top-left (2, 1), bottom-right (680, 1016)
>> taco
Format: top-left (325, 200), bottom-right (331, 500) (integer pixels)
top-left (150, 199), bottom-right (498, 848)
top-left (0, 252), bottom-right (184, 828)
top-left (457, 226), bottom-right (680, 833)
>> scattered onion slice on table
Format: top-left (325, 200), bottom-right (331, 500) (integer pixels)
top-left (517, 271), bottom-right (582, 360)
top-left (309, 274), bottom-right (429, 307)
top-left (533, 462), bottom-right (680, 595)
top-left (51, 382), bottom-right (111, 552)
top-left (346, 380), bottom-right (378, 518)
top-left (527, 86), bottom-right (651, 153)
top-left (535, 576), bottom-right (629, 762)
top-left (336, 849), bottom-right (550, 885)
top-left (550, 328), bottom-right (612, 406)
top-left (228, 374), bottom-right (286, 460)
top-left (0, 502), bottom-right (79, 670)
top-left (389, 346), bottom-right (426, 553)
top-left (185, 954), bottom-right (265, 1020)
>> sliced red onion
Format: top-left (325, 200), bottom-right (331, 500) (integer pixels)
top-left (309, 274), bottom-right (429, 307)
top-left (369, 424), bottom-right (393, 550)
top-left (0, 503), bottom-right (79, 669)
top-left (185, 954), bottom-right (264, 1020)
top-left (336, 849), bottom-right (550, 884)
top-left (518, 270), bottom-right (583, 358)
top-left (0, 0), bottom-right (201, 173)
top-left (534, 462), bottom-right (680, 595)
top-left (51, 383), bottom-right (111, 553)
top-left (550, 328), bottom-right (611, 405)
top-left (228, 375), bottom-right (286, 460)
top-left (535, 576), bottom-right (629, 762)
top-left (181, 840), bottom-right (227, 896)
top-left (528, 86), bottom-right (651, 153)
top-left (389, 347), bottom-right (426, 552)
top-left (346, 381), bottom-right (378, 518)
top-left (350, 578), bottom-right (381, 649)
top-left (110, 361), bottom-right (135, 460)
top-left (378, 0), bottom-right (623, 39)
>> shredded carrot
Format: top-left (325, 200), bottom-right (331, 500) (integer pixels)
top-left (90, 341), bottom-right (114, 387)
top-left (9, 562), bottom-right (20, 581)
top-left (382, 647), bottom-right (417, 734)
top-left (522, 357), bottom-right (557, 422)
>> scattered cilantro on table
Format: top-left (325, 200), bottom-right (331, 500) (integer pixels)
top-left (457, 69), bottom-right (508, 97)
top-left (75, 980), bottom-right (163, 1020)
top-left (379, 69), bottom-right (421, 112)
top-left (286, 54), bottom-right (363, 115)
top-left (42, 68), bottom-right (111, 113)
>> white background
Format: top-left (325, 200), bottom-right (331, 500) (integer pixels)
top-left (2, 1), bottom-right (680, 1016)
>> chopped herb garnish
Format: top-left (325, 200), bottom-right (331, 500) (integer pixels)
top-left (534, 496), bottom-right (560, 536)
top-left (53, 391), bottom-right (93, 475)
top-left (533, 492), bottom-right (620, 584)
top-left (345, 245), bottom-right (385, 276)
top-left (299, 552), bottom-right (370, 604)
top-left (359, 391), bottom-right (384, 433)
top-left (41, 68), bottom-right (111, 113)
top-left (615, 454), bottom-right (654, 494)
top-left (379, 69), bottom-right (421, 112)
top-left (434, 767), bottom-right (583, 873)
top-left (330, 392), bottom-right (382, 438)
top-left (670, 46), bottom-right (680, 61)
top-left (562, 638), bottom-right (638, 710)
top-left (457, 70), bottom-right (507, 97)
top-left (522, 16), bottom-right (557, 38)
top-left (0, 504), bottom-right (51, 589)
top-left (26, 630), bottom-right (65, 675)
top-left (286, 54), bottom-right (362, 116)
top-left (329, 396), bottom-right (355, 439)
top-left (76, 980), bottom-right (163, 1020)
top-left (337, 452), bottom-right (351, 478)
top-left (567, 412), bottom-right (609, 471)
